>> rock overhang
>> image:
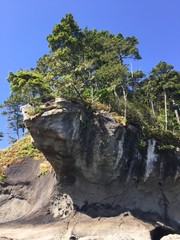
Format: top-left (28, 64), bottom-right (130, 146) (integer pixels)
top-left (21, 98), bottom-right (180, 229)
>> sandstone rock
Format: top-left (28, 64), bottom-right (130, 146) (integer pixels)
top-left (20, 104), bottom-right (34, 120)
top-left (78, 237), bottom-right (104, 240)
top-left (22, 99), bottom-right (180, 229)
top-left (0, 210), bottom-right (153, 240)
top-left (0, 238), bottom-right (14, 240)
top-left (0, 158), bottom-right (56, 224)
top-left (49, 193), bottom-right (73, 218)
top-left (161, 234), bottom-right (180, 239)
top-left (78, 237), bottom-right (134, 240)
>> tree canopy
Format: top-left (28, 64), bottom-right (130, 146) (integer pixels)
top-left (1, 13), bottom-right (180, 143)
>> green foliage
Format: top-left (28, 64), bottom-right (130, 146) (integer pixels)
top-left (125, 101), bottom-right (155, 128)
top-left (38, 161), bottom-right (52, 177)
top-left (157, 144), bottom-right (175, 152)
top-left (3, 13), bottom-right (142, 110)
top-left (145, 128), bottom-right (180, 148)
top-left (47, 13), bottom-right (82, 53)
top-left (38, 163), bottom-right (48, 176)
top-left (0, 172), bottom-right (5, 183)
top-left (139, 61), bottom-right (180, 132)
top-left (42, 14), bottom-right (142, 105)
top-left (0, 165), bottom-right (5, 182)
top-left (112, 114), bottom-right (126, 126)
top-left (17, 142), bottom-right (36, 158)
top-left (0, 135), bottom-right (43, 167)
top-left (27, 105), bottom-right (43, 116)
top-left (1, 13), bottom-right (179, 147)
top-left (138, 139), bottom-right (147, 150)
top-left (7, 70), bottom-right (53, 105)
top-left (0, 134), bottom-right (44, 181)
top-left (0, 94), bottom-right (24, 141)
top-left (98, 88), bottom-right (112, 104)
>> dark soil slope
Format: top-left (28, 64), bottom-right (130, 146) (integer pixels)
top-left (0, 157), bottom-right (56, 224)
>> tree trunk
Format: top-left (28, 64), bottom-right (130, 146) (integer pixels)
top-left (172, 99), bottom-right (180, 125)
top-left (113, 87), bottom-right (120, 112)
top-left (91, 86), bottom-right (94, 104)
top-left (16, 122), bottom-right (19, 140)
top-left (73, 84), bottom-right (84, 103)
top-left (22, 124), bottom-right (25, 136)
top-left (122, 86), bottom-right (127, 123)
top-left (164, 90), bottom-right (168, 130)
top-left (150, 100), bottom-right (155, 117)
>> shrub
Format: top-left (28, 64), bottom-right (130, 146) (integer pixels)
top-left (38, 161), bottom-right (52, 177)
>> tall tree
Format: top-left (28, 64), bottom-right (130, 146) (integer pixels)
top-left (0, 94), bottom-right (24, 141)
top-left (128, 70), bottom-right (145, 98)
top-left (47, 13), bottom-right (82, 53)
top-left (0, 132), bottom-right (3, 141)
top-left (140, 76), bottom-right (157, 117)
top-left (144, 61), bottom-right (180, 130)
top-left (44, 15), bottom-right (142, 107)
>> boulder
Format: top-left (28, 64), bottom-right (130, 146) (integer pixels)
top-left (161, 234), bottom-right (180, 240)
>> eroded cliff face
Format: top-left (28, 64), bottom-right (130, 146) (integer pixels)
top-left (0, 158), bottom-right (56, 224)
top-left (22, 98), bottom-right (180, 229)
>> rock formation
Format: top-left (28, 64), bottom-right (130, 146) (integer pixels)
top-left (161, 234), bottom-right (180, 240)
top-left (22, 98), bottom-right (180, 230)
top-left (0, 158), bottom-right (56, 224)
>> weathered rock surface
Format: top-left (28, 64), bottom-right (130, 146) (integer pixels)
top-left (161, 234), bottom-right (180, 239)
top-left (0, 211), bottom-right (153, 240)
top-left (22, 98), bottom-right (180, 231)
top-left (0, 158), bottom-right (57, 224)
top-left (0, 157), bottom-right (179, 239)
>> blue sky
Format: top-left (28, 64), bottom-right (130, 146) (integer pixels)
top-left (0, 0), bottom-right (180, 149)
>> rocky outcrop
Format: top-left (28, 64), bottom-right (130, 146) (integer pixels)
top-left (22, 98), bottom-right (180, 230)
top-left (161, 234), bottom-right (180, 240)
top-left (0, 158), bottom-right (57, 224)
top-left (0, 211), bottom-right (153, 240)
top-left (0, 159), bottom-right (154, 240)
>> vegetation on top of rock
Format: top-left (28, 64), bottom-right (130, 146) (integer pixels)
top-left (0, 134), bottom-right (44, 179)
top-left (0, 13), bottom-right (179, 145)
top-left (38, 161), bottom-right (53, 177)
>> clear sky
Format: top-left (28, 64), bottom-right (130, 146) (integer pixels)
top-left (0, 0), bottom-right (180, 149)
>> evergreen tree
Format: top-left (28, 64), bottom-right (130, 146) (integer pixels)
top-left (0, 132), bottom-right (3, 141)
top-left (128, 70), bottom-right (145, 98)
top-left (7, 70), bottom-right (53, 105)
top-left (42, 14), bottom-right (142, 106)
top-left (2, 13), bottom-right (179, 141)
top-left (141, 61), bottom-right (180, 131)
top-left (0, 94), bottom-right (24, 141)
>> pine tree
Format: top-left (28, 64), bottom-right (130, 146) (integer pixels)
top-left (0, 132), bottom-right (3, 141)
top-left (0, 95), bottom-right (24, 141)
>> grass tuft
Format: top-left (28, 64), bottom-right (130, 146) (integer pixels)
top-left (0, 134), bottom-right (45, 180)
